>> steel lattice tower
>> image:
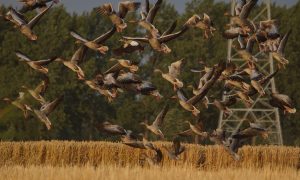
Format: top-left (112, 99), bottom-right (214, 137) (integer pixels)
top-left (218, 0), bottom-right (283, 145)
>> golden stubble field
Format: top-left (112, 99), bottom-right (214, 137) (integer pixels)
top-left (0, 165), bottom-right (299, 180)
top-left (0, 141), bottom-right (299, 180)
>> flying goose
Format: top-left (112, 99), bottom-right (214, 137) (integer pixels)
top-left (113, 39), bottom-right (144, 56)
top-left (55, 46), bottom-right (87, 80)
top-left (259, 19), bottom-right (280, 39)
top-left (140, 104), bottom-right (169, 139)
top-left (21, 78), bottom-right (49, 105)
top-left (119, 19), bottom-right (176, 55)
top-left (21, 85), bottom-right (46, 105)
top-left (116, 72), bottom-right (142, 84)
top-left (236, 91), bottom-right (254, 107)
top-left (70, 26), bottom-right (116, 54)
top-left (121, 131), bottom-right (146, 149)
top-left (139, 134), bottom-right (156, 150)
top-left (184, 13), bottom-right (216, 38)
top-left (154, 59), bottom-right (184, 90)
top-left (3, 92), bottom-right (32, 119)
top-left (140, 147), bottom-right (163, 166)
top-left (33, 95), bottom-right (63, 130)
top-left (100, 121), bottom-right (127, 135)
top-left (122, 26), bottom-right (188, 53)
top-left (173, 61), bottom-right (225, 116)
top-left (213, 97), bottom-right (236, 118)
top-left (178, 120), bottom-right (208, 138)
top-left (226, 0), bottom-right (258, 34)
top-left (19, 0), bottom-right (59, 13)
top-left (15, 51), bottom-right (56, 74)
top-left (209, 128), bottom-right (226, 145)
top-left (129, 0), bottom-right (163, 37)
top-left (223, 27), bottom-right (248, 40)
top-left (118, 80), bottom-right (162, 99)
top-left (7, 3), bottom-right (54, 40)
top-left (223, 136), bottom-right (242, 161)
top-left (232, 123), bottom-right (268, 140)
top-left (189, 66), bottom-right (215, 95)
top-left (271, 30), bottom-right (291, 69)
top-left (105, 58), bottom-right (139, 74)
top-left (224, 74), bottom-right (251, 92)
top-left (246, 69), bottom-right (279, 97)
top-left (269, 93), bottom-right (296, 114)
top-left (84, 79), bottom-right (117, 102)
top-left (97, 1), bottom-right (141, 32)
top-left (232, 41), bottom-right (257, 62)
top-left (171, 89), bottom-right (200, 116)
top-left (136, 81), bottom-right (163, 99)
top-left (162, 136), bottom-right (185, 160)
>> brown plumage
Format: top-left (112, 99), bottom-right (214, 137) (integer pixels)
top-left (16, 51), bottom-right (56, 74)
top-left (6, 3), bottom-right (54, 40)
top-left (140, 104), bottom-right (169, 139)
top-left (97, 1), bottom-right (140, 32)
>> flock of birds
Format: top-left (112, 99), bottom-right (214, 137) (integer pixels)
top-left (0, 0), bottom-right (297, 165)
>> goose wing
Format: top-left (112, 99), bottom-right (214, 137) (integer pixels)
top-left (34, 57), bottom-right (56, 66)
top-left (28, 2), bottom-right (53, 29)
top-left (41, 95), bottom-right (63, 115)
top-left (277, 29), bottom-right (292, 55)
top-left (172, 136), bottom-right (185, 156)
top-left (70, 31), bottom-right (89, 43)
top-left (168, 59), bottom-right (184, 78)
top-left (158, 27), bottom-right (188, 43)
top-left (93, 26), bottom-right (116, 43)
top-left (16, 51), bottom-right (31, 62)
top-left (146, 0), bottom-right (162, 23)
top-left (118, 1), bottom-right (141, 19)
top-left (152, 104), bottom-right (169, 127)
top-left (70, 46), bottom-right (88, 65)
top-left (187, 61), bottom-right (225, 105)
top-left (162, 20), bottom-right (177, 36)
top-left (97, 3), bottom-right (114, 16)
top-left (177, 129), bottom-right (193, 137)
top-left (34, 77), bottom-right (49, 96)
top-left (122, 36), bottom-right (149, 43)
top-left (239, 0), bottom-right (258, 19)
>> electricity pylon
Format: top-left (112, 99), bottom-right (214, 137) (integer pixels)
top-left (218, 0), bottom-right (283, 145)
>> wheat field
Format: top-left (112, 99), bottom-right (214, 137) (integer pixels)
top-left (0, 141), bottom-right (299, 180)
top-left (0, 165), bottom-right (299, 180)
top-left (0, 141), bottom-right (299, 169)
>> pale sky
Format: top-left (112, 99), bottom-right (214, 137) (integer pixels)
top-left (0, 0), bottom-right (297, 14)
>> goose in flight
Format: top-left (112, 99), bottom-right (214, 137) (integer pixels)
top-left (70, 26), bottom-right (116, 54)
top-left (15, 51), bottom-right (56, 74)
top-left (6, 3), bottom-right (54, 40)
top-left (97, 1), bottom-right (141, 32)
top-left (140, 104), bottom-right (169, 139)
top-left (19, 0), bottom-right (59, 13)
top-left (154, 59), bottom-right (185, 91)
